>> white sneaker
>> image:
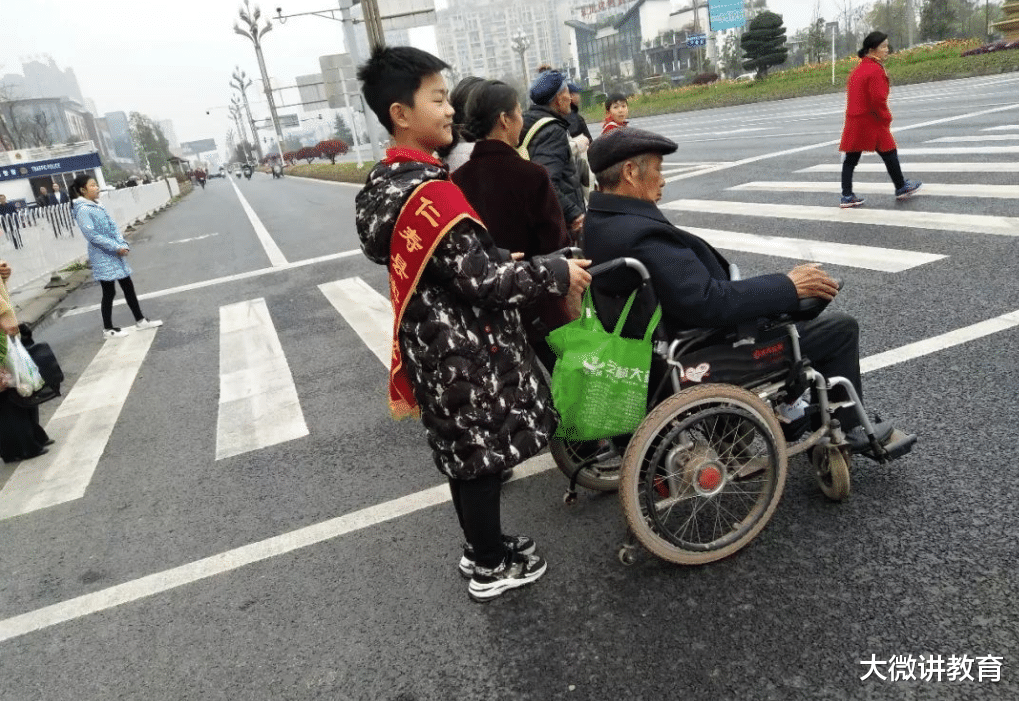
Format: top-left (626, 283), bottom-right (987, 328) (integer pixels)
top-left (134, 318), bottom-right (163, 330)
top-left (103, 327), bottom-right (129, 339)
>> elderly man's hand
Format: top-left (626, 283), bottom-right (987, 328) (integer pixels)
top-left (0, 260), bottom-right (11, 282)
top-left (787, 263), bottom-right (839, 301)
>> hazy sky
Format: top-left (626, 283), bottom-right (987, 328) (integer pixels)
top-left (1, 0), bottom-right (823, 151)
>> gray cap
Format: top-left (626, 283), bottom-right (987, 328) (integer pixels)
top-left (588, 127), bottom-right (678, 174)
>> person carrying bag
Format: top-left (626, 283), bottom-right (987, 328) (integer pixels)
top-left (547, 287), bottom-right (661, 441)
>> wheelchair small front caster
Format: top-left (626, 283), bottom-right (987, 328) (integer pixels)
top-left (618, 544), bottom-right (638, 566)
top-left (811, 445), bottom-right (851, 501)
top-left (563, 489), bottom-right (578, 505)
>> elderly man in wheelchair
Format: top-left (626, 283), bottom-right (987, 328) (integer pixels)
top-left (547, 127), bottom-right (915, 566)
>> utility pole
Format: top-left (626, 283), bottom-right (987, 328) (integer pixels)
top-left (338, 0), bottom-right (382, 162)
top-left (231, 67), bottom-right (264, 160)
top-left (234, 0), bottom-right (286, 163)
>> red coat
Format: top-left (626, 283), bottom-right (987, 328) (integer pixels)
top-left (839, 57), bottom-right (897, 153)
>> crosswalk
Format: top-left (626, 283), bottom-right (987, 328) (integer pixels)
top-left (2, 118), bottom-right (1016, 523)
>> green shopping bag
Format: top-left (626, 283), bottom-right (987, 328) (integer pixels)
top-left (546, 288), bottom-right (662, 441)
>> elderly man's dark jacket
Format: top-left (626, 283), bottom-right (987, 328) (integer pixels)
top-left (583, 191), bottom-right (799, 332)
top-left (521, 104), bottom-right (585, 224)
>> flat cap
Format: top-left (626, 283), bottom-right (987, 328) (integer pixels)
top-left (587, 126), bottom-right (678, 173)
top-left (530, 70), bottom-right (568, 106)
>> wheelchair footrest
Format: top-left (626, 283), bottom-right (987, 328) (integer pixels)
top-left (865, 429), bottom-right (916, 463)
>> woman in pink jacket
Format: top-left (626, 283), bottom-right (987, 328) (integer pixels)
top-left (838, 31), bottom-right (921, 208)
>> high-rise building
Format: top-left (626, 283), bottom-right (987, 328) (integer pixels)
top-left (158, 119), bottom-right (180, 152)
top-left (435, 0), bottom-right (573, 88)
top-left (103, 111), bottom-right (139, 167)
top-left (15, 56), bottom-right (85, 103)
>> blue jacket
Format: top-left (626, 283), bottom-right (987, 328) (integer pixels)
top-left (73, 199), bottom-right (132, 281)
top-left (583, 191), bottom-right (798, 333)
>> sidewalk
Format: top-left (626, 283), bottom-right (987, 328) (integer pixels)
top-left (7, 266), bottom-right (93, 329)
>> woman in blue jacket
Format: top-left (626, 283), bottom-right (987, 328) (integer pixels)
top-left (70, 175), bottom-right (161, 339)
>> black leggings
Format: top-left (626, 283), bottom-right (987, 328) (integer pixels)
top-left (449, 474), bottom-right (505, 568)
top-left (100, 276), bottom-right (144, 329)
top-left (841, 149), bottom-right (905, 196)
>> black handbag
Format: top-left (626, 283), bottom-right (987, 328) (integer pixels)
top-left (7, 338), bottom-right (63, 408)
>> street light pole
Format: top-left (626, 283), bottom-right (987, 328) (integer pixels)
top-left (234, 0), bottom-right (285, 163)
top-left (231, 67), bottom-right (264, 160)
top-left (511, 30), bottom-right (531, 93)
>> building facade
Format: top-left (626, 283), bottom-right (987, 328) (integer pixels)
top-left (435, 0), bottom-right (573, 89)
top-left (103, 111), bottom-right (140, 168)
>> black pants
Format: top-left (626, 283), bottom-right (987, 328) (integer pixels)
top-left (449, 474), bottom-right (505, 568)
top-left (0, 391), bottom-right (49, 463)
top-left (100, 276), bottom-right (144, 330)
top-left (797, 311), bottom-right (865, 432)
top-left (841, 149), bottom-right (905, 196)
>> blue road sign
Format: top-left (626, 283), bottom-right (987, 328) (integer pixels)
top-left (687, 34), bottom-right (707, 47)
top-left (708, 0), bottom-right (745, 31)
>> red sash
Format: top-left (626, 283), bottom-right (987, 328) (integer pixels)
top-left (386, 153), bottom-right (483, 419)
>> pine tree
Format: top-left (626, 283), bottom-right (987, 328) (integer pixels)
top-left (333, 113), bottom-right (353, 143)
top-left (740, 11), bottom-right (790, 78)
top-left (919, 0), bottom-right (956, 40)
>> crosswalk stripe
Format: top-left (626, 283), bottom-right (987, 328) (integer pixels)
top-left (215, 299), bottom-right (308, 460)
top-left (660, 199), bottom-right (1019, 237)
top-left (896, 145), bottom-right (1019, 155)
top-left (925, 134), bottom-right (1019, 142)
top-left (319, 278), bottom-right (392, 366)
top-left (0, 330), bottom-right (158, 520)
top-left (982, 124), bottom-right (1019, 131)
top-left (683, 226), bottom-right (944, 272)
top-left (798, 162), bottom-right (1019, 173)
top-left (731, 181), bottom-right (1019, 199)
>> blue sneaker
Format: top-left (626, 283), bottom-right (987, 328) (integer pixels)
top-left (840, 194), bottom-right (865, 208)
top-left (895, 180), bottom-right (922, 199)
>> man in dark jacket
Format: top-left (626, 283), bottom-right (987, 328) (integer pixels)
top-left (583, 126), bottom-right (897, 451)
top-left (520, 70), bottom-right (586, 241)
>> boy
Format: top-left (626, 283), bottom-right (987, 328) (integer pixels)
top-left (601, 92), bottom-right (629, 135)
top-left (353, 46), bottom-right (591, 602)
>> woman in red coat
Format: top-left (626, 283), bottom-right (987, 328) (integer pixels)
top-left (839, 31), bottom-right (921, 208)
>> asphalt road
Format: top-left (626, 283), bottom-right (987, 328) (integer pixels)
top-left (1, 73), bottom-right (1017, 701)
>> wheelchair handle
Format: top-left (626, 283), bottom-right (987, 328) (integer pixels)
top-left (587, 257), bottom-right (651, 283)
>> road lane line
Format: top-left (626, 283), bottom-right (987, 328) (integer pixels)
top-left (731, 181), bottom-right (1019, 199)
top-left (319, 278), bottom-right (392, 365)
top-left (683, 226), bottom-right (944, 272)
top-left (228, 177), bottom-right (288, 266)
top-left (5, 301), bottom-right (1019, 640)
top-left (215, 299), bottom-right (308, 460)
top-left (896, 145), bottom-right (1019, 155)
top-left (798, 162), bottom-right (1019, 173)
top-left (0, 330), bottom-right (158, 520)
top-left (982, 124), bottom-right (1019, 131)
top-left (925, 134), bottom-right (1019, 142)
top-left (663, 103), bottom-right (1018, 183)
top-left (63, 250), bottom-right (362, 317)
top-left (660, 199), bottom-right (1019, 237)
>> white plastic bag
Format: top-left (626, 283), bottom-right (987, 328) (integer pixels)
top-left (4, 335), bottom-right (45, 397)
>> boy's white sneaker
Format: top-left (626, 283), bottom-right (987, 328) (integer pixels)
top-left (103, 327), bottom-right (129, 339)
top-left (134, 318), bottom-right (163, 330)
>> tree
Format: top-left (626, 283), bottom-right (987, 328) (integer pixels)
top-left (865, 0), bottom-right (919, 50)
top-left (719, 30), bottom-right (742, 78)
top-left (795, 17), bottom-right (829, 64)
top-left (333, 113), bottom-right (353, 143)
top-left (282, 151), bottom-right (297, 165)
top-left (315, 139), bottom-right (348, 164)
top-left (296, 146), bottom-right (318, 163)
top-left (129, 112), bottom-right (172, 177)
top-left (919, 0), bottom-right (956, 40)
top-left (740, 11), bottom-right (789, 78)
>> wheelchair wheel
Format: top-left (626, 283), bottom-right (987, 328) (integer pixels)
top-left (619, 384), bottom-right (787, 565)
top-left (550, 439), bottom-right (622, 492)
top-left (811, 446), bottom-right (851, 501)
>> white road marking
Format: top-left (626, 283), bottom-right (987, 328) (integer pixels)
top-left (660, 199), bottom-right (1019, 237)
top-left (7, 301), bottom-right (1019, 641)
top-left (925, 134), bottom-right (1019, 142)
top-left (896, 145), bottom-right (1019, 155)
top-left (982, 124), bottom-right (1019, 131)
top-left (731, 181), bottom-right (1019, 199)
top-left (683, 226), bottom-right (945, 272)
top-left (228, 177), bottom-right (288, 266)
top-left (798, 162), bottom-right (1019, 173)
top-left (63, 250), bottom-right (362, 317)
top-left (166, 233), bottom-right (220, 245)
top-left (215, 299), bottom-right (308, 460)
top-left (662, 103), bottom-right (1018, 183)
top-left (0, 330), bottom-right (158, 520)
top-left (319, 278), bottom-right (393, 365)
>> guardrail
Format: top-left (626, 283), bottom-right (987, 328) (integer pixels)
top-left (0, 178), bottom-right (181, 294)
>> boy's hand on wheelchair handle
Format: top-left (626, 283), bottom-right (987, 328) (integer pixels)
top-left (787, 263), bottom-right (839, 301)
top-left (566, 259), bottom-right (592, 298)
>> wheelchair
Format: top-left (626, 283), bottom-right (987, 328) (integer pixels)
top-left (548, 257), bottom-right (916, 566)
